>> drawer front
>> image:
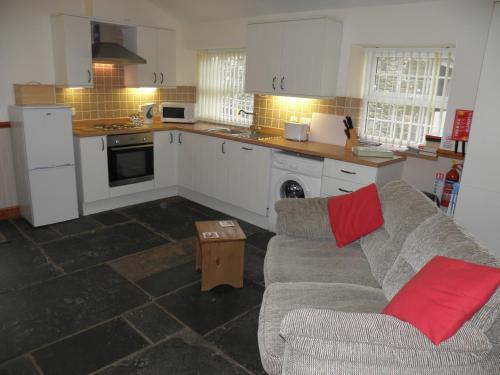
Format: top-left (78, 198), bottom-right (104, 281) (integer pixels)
top-left (323, 159), bottom-right (377, 185)
top-left (321, 177), bottom-right (365, 197)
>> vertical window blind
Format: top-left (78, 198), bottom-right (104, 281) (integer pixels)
top-left (362, 48), bottom-right (454, 146)
top-left (197, 50), bottom-right (254, 126)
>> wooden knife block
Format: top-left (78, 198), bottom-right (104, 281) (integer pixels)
top-left (345, 128), bottom-right (359, 150)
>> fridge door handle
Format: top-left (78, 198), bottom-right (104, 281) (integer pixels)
top-left (31, 163), bottom-right (75, 171)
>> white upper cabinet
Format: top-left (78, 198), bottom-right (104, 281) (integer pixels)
top-left (156, 28), bottom-right (176, 88)
top-left (245, 18), bottom-right (342, 98)
top-left (245, 22), bottom-right (283, 94)
top-left (51, 15), bottom-right (93, 87)
top-left (124, 26), bottom-right (176, 88)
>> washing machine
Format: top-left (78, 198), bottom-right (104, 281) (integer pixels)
top-left (268, 150), bottom-right (324, 231)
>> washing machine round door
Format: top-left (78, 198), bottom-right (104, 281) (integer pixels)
top-left (280, 179), bottom-right (306, 199)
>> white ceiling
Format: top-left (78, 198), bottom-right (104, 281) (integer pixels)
top-left (151, 0), bottom-right (436, 23)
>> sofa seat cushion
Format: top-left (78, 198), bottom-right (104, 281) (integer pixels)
top-left (264, 235), bottom-right (380, 288)
top-left (258, 282), bottom-right (387, 375)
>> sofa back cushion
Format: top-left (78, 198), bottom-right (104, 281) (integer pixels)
top-left (383, 211), bottom-right (500, 333)
top-left (360, 180), bottom-right (439, 284)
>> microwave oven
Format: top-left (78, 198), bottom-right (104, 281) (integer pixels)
top-left (160, 102), bottom-right (195, 123)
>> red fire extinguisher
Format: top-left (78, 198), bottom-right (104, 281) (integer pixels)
top-left (441, 162), bottom-right (462, 207)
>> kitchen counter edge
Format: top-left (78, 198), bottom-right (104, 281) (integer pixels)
top-left (73, 121), bottom-right (406, 168)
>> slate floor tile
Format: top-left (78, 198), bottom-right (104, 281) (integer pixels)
top-left (0, 265), bottom-right (148, 362)
top-left (0, 220), bottom-right (23, 241)
top-left (179, 200), bottom-right (232, 220)
top-left (244, 245), bottom-right (265, 285)
top-left (121, 200), bottom-right (210, 240)
top-left (33, 318), bottom-right (148, 375)
top-left (50, 216), bottom-right (102, 236)
top-left (0, 356), bottom-right (39, 375)
top-left (247, 231), bottom-right (275, 251)
top-left (157, 281), bottom-right (264, 335)
top-left (95, 330), bottom-right (247, 375)
top-left (178, 200), bottom-right (266, 236)
top-left (12, 218), bottom-right (61, 243)
top-left (207, 307), bottom-right (265, 375)
top-left (0, 237), bottom-right (61, 293)
top-left (125, 304), bottom-right (182, 343)
top-left (110, 238), bottom-right (195, 282)
top-left (42, 222), bottom-right (166, 272)
top-left (92, 210), bottom-right (130, 226)
top-left (136, 261), bottom-right (199, 297)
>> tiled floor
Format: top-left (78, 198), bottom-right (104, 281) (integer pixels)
top-left (0, 196), bottom-right (272, 374)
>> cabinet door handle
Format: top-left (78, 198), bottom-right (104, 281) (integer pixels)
top-left (178, 133), bottom-right (182, 144)
top-left (338, 188), bottom-right (353, 193)
top-left (242, 147), bottom-right (253, 151)
top-left (280, 76), bottom-right (285, 90)
top-left (87, 69), bottom-right (91, 83)
top-left (169, 132), bottom-right (173, 144)
top-left (153, 72), bottom-right (157, 84)
top-left (222, 141), bottom-right (226, 154)
top-left (272, 76), bottom-right (277, 91)
top-left (340, 169), bottom-right (357, 175)
top-left (101, 137), bottom-right (105, 151)
top-left (160, 72), bottom-right (164, 84)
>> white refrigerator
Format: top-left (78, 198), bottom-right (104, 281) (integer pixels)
top-left (9, 105), bottom-right (79, 227)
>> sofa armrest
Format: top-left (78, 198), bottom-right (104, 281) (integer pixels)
top-left (275, 198), bottom-right (334, 240)
top-left (280, 309), bottom-right (492, 369)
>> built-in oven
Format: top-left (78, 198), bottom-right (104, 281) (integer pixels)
top-left (107, 132), bottom-right (154, 187)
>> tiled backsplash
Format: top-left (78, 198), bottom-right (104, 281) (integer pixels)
top-left (253, 95), bottom-right (364, 129)
top-left (56, 64), bottom-right (196, 121)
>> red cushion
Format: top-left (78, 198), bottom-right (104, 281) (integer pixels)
top-left (383, 256), bottom-right (500, 345)
top-left (327, 183), bottom-right (384, 247)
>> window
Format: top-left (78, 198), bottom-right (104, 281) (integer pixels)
top-left (197, 50), bottom-right (254, 126)
top-left (362, 48), bottom-right (454, 146)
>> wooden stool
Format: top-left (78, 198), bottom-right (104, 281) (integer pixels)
top-left (195, 220), bottom-right (246, 291)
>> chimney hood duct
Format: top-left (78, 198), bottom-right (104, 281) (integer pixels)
top-left (91, 23), bottom-right (147, 65)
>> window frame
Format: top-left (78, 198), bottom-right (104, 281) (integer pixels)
top-left (196, 49), bottom-right (254, 127)
top-left (361, 47), bottom-right (455, 146)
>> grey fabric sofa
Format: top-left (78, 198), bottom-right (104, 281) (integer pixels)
top-left (258, 180), bottom-right (500, 375)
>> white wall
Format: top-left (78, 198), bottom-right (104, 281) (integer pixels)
top-left (0, 0), bottom-right (195, 209)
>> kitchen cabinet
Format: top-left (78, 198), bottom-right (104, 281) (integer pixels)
top-left (74, 136), bottom-right (109, 203)
top-left (192, 134), bottom-right (228, 202)
top-left (321, 158), bottom-right (403, 197)
top-left (245, 18), bottom-right (342, 97)
top-left (177, 131), bottom-right (194, 189)
top-left (51, 14), bottom-right (93, 87)
top-left (124, 26), bottom-right (176, 88)
top-left (226, 141), bottom-right (271, 216)
top-left (154, 131), bottom-right (178, 188)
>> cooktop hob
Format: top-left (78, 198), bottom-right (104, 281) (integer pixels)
top-left (93, 123), bottom-right (144, 130)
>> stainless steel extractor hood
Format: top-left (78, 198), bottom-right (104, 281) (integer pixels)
top-left (92, 23), bottom-right (146, 65)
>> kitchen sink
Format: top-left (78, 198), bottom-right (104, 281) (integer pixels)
top-left (206, 127), bottom-right (247, 135)
top-left (205, 127), bottom-right (279, 141)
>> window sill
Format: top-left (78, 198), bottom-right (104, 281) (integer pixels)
top-left (394, 149), bottom-right (465, 161)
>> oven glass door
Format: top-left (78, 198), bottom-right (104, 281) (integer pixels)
top-left (163, 106), bottom-right (185, 120)
top-left (108, 144), bottom-right (154, 187)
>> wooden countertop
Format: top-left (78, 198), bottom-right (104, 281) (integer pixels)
top-left (73, 119), bottom-right (405, 168)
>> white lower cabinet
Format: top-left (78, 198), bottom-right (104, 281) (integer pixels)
top-left (226, 141), bottom-right (271, 216)
top-left (176, 133), bottom-right (271, 216)
top-left (191, 134), bottom-right (228, 201)
top-left (177, 131), bottom-right (194, 189)
top-left (154, 131), bottom-right (178, 188)
top-left (74, 136), bottom-right (109, 203)
top-left (321, 158), bottom-right (403, 197)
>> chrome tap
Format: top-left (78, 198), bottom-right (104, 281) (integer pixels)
top-left (238, 109), bottom-right (260, 134)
